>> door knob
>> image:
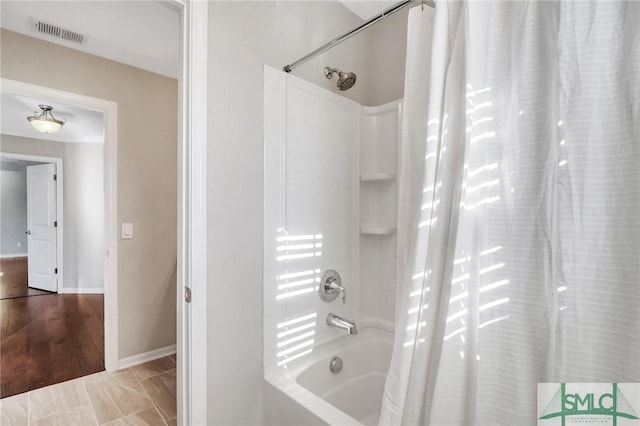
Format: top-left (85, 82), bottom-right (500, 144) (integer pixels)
top-left (25, 230), bottom-right (31, 235)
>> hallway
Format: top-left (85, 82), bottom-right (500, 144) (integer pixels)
top-left (1, 294), bottom-right (104, 397)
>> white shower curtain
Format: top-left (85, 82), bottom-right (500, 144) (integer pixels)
top-left (382, 2), bottom-right (640, 425)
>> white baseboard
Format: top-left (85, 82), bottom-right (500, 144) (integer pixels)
top-left (118, 344), bottom-right (177, 370)
top-left (0, 253), bottom-right (27, 259)
top-left (59, 287), bottom-right (105, 294)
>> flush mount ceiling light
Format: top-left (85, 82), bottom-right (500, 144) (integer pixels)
top-left (27, 105), bottom-right (66, 133)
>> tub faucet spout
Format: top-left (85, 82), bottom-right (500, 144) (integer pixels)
top-left (326, 313), bottom-right (357, 335)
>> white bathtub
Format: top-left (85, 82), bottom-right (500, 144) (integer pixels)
top-left (264, 328), bottom-right (393, 426)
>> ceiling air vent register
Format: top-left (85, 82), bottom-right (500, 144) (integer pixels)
top-left (31, 19), bottom-right (87, 45)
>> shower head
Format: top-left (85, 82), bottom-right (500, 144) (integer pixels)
top-left (324, 66), bottom-right (357, 91)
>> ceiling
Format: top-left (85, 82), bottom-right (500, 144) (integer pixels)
top-left (1, 1), bottom-right (176, 144)
top-left (0, 1), bottom-right (394, 77)
top-left (1, 92), bottom-right (104, 144)
top-left (339, 0), bottom-right (398, 20)
top-left (0, 0), bottom-right (180, 79)
top-left (0, 0), bottom-right (385, 146)
top-left (0, 0), bottom-right (390, 144)
top-left (0, 158), bottom-right (46, 171)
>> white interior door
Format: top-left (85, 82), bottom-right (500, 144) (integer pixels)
top-left (27, 163), bottom-right (58, 292)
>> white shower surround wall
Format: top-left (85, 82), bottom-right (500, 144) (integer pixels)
top-left (263, 65), bottom-right (400, 424)
top-left (264, 66), bottom-right (360, 369)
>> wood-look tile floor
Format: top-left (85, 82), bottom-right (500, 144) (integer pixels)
top-left (0, 355), bottom-right (177, 425)
top-left (1, 294), bottom-right (105, 397)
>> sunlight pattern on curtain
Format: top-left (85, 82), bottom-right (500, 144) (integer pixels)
top-left (381, 2), bottom-right (640, 425)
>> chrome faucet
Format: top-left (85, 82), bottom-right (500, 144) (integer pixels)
top-left (326, 313), bottom-right (357, 335)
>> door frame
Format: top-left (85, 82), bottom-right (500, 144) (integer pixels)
top-left (1, 77), bottom-right (119, 372)
top-left (169, 1), bottom-right (208, 425)
top-left (2, 0), bottom-right (208, 422)
top-left (0, 152), bottom-right (63, 293)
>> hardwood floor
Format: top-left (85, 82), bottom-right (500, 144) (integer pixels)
top-left (0, 257), bottom-right (51, 300)
top-left (0, 294), bottom-right (104, 398)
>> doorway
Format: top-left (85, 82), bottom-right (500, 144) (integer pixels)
top-left (0, 0), bottom-right (207, 421)
top-left (0, 109), bottom-right (107, 397)
top-left (0, 155), bottom-right (62, 300)
top-left (0, 78), bottom-right (118, 386)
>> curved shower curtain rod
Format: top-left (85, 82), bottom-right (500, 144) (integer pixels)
top-left (283, 0), bottom-right (435, 73)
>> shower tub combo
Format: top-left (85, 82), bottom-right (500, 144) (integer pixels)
top-left (263, 61), bottom-right (401, 425)
top-left (264, 329), bottom-right (393, 425)
top-left (263, 64), bottom-right (400, 424)
top-left (263, 4), bottom-right (405, 418)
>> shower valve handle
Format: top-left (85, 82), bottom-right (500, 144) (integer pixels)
top-left (325, 277), bottom-right (346, 304)
top-left (319, 270), bottom-right (346, 304)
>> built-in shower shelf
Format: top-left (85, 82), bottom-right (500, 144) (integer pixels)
top-left (360, 226), bottom-right (396, 235)
top-left (360, 173), bottom-right (396, 182)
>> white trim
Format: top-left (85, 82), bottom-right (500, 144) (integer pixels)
top-left (59, 287), bottom-right (105, 294)
top-left (0, 78), bottom-right (119, 373)
top-left (103, 88), bottom-right (119, 374)
top-left (173, 1), bottom-right (208, 425)
top-left (118, 344), bottom-right (177, 370)
top-left (0, 152), bottom-right (64, 293)
top-left (175, 0), bottom-right (189, 422)
top-left (0, 153), bottom-right (64, 164)
top-left (0, 253), bottom-right (28, 259)
top-left (189, 2), bottom-right (208, 423)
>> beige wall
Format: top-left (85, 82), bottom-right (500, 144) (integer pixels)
top-left (364, 6), bottom-right (410, 105)
top-left (1, 29), bottom-right (178, 359)
top-left (206, 2), bottom-right (408, 424)
top-left (255, 2), bottom-right (410, 107)
top-left (1, 135), bottom-right (105, 291)
top-left (273, 3), bottom-right (410, 106)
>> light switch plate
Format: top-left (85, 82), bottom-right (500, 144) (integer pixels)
top-left (121, 223), bottom-right (134, 239)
